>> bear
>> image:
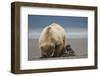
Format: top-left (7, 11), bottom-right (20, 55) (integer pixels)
top-left (61, 45), bottom-right (75, 57)
top-left (66, 45), bottom-right (75, 56)
top-left (39, 23), bottom-right (66, 58)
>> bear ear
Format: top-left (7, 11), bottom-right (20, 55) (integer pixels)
top-left (66, 45), bottom-right (71, 47)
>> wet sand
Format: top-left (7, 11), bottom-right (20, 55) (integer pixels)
top-left (28, 38), bottom-right (88, 60)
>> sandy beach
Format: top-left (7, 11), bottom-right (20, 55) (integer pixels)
top-left (28, 38), bottom-right (88, 60)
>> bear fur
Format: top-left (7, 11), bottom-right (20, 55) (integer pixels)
top-left (39, 23), bottom-right (66, 58)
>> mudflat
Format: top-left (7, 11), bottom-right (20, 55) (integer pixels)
top-left (28, 38), bottom-right (88, 60)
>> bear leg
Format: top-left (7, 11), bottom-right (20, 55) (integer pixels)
top-left (53, 44), bottom-right (65, 57)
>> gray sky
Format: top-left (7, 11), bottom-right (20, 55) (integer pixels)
top-left (28, 15), bottom-right (88, 39)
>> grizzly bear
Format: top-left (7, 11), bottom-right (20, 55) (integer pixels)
top-left (39, 23), bottom-right (66, 58)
